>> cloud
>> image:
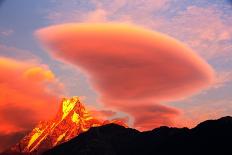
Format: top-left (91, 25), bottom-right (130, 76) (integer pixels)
top-left (0, 131), bottom-right (28, 153)
top-left (174, 99), bottom-right (232, 128)
top-left (45, 1), bottom-right (232, 61)
top-left (153, 5), bottom-right (232, 93)
top-left (0, 105), bottom-right (38, 130)
top-left (88, 108), bottom-right (117, 120)
top-left (0, 29), bottom-right (14, 36)
top-left (211, 71), bottom-right (232, 89)
top-left (86, 103), bottom-right (130, 124)
top-left (46, 0), bottom-right (171, 24)
top-left (45, 1), bottom-right (232, 88)
top-left (106, 100), bottom-right (180, 130)
top-left (90, 0), bottom-right (170, 15)
top-left (0, 44), bottom-right (39, 60)
top-left (36, 23), bottom-right (214, 130)
top-left (0, 57), bottom-right (63, 134)
top-left (86, 9), bottom-right (108, 22)
top-left (130, 105), bottom-right (179, 131)
top-left (161, 6), bottom-right (232, 60)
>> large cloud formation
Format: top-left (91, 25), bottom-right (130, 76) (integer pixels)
top-left (36, 23), bottom-right (214, 130)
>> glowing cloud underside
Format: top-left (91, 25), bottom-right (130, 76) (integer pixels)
top-left (36, 23), bottom-right (215, 130)
top-left (0, 57), bottom-right (61, 133)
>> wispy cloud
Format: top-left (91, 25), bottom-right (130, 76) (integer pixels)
top-left (175, 99), bottom-right (232, 128)
top-left (0, 29), bottom-right (14, 36)
top-left (212, 71), bottom-right (232, 89)
top-left (0, 44), bottom-right (39, 60)
top-left (159, 6), bottom-right (232, 60)
top-left (46, 0), bottom-right (171, 24)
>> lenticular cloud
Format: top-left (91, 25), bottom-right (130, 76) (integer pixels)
top-left (36, 23), bottom-right (214, 130)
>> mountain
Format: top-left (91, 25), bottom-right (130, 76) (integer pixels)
top-left (3, 97), bottom-right (126, 155)
top-left (43, 116), bottom-right (232, 155)
top-left (2, 97), bottom-right (232, 155)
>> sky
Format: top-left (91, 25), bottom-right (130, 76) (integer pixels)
top-left (0, 0), bottom-right (232, 151)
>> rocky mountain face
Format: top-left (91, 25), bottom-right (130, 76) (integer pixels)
top-left (43, 116), bottom-right (232, 155)
top-left (4, 97), bottom-right (126, 155)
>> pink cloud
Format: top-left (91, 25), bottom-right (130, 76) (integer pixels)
top-left (46, 0), bottom-right (170, 24)
top-left (160, 6), bottom-right (232, 60)
top-left (130, 105), bottom-right (179, 131)
top-left (0, 44), bottom-right (38, 60)
top-left (86, 9), bottom-right (108, 22)
top-left (105, 100), bottom-right (180, 130)
top-left (0, 29), bottom-right (14, 36)
top-left (36, 23), bottom-right (214, 130)
top-left (174, 98), bottom-right (232, 128)
top-left (88, 108), bottom-right (117, 120)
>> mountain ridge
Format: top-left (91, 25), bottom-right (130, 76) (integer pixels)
top-left (42, 116), bottom-right (232, 155)
top-left (1, 116), bottom-right (232, 155)
top-left (1, 95), bottom-right (232, 155)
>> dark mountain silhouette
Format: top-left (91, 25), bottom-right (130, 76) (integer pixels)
top-left (2, 116), bottom-right (232, 155)
top-left (42, 116), bottom-right (232, 155)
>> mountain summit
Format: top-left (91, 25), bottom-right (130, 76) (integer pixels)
top-left (8, 97), bottom-right (127, 154)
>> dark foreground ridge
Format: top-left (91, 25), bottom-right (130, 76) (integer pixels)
top-left (43, 116), bottom-right (232, 155)
top-left (2, 116), bottom-right (232, 155)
